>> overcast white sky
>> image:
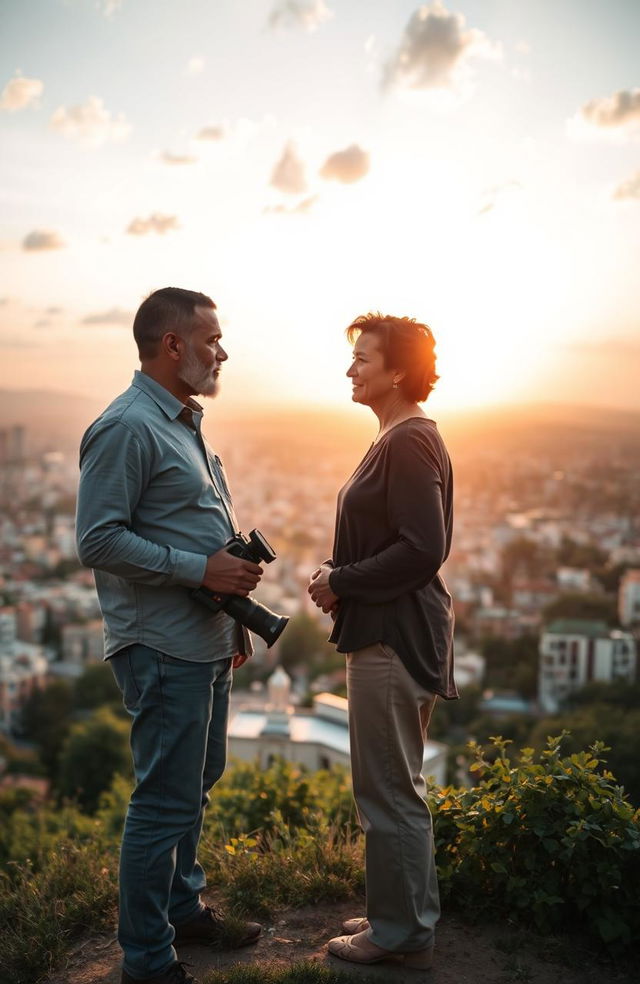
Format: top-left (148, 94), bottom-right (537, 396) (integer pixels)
top-left (1, 0), bottom-right (639, 412)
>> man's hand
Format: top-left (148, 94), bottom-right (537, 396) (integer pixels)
top-left (232, 652), bottom-right (249, 669)
top-left (202, 547), bottom-right (263, 596)
top-left (308, 564), bottom-right (339, 614)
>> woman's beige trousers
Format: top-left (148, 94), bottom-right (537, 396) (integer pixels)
top-left (347, 642), bottom-right (440, 952)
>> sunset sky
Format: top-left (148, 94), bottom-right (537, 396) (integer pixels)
top-left (1, 0), bottom-right (639, 414)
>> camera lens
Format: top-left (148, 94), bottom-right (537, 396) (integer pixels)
top-left (225, 596), bottom-right (289, 648)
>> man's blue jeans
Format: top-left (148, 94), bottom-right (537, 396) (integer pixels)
top-left (110, 644), bottom-right (232, 980)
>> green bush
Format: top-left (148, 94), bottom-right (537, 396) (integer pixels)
top-left (0, 799), bottom-right (101, 871)
top-left (431, 734), bottom-right (640, 950)
top-left (57, 706), bottom-right (131, 813)
top-left (204, 758), bottom-right (357, 837)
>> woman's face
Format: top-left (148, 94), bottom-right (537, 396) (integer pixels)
top-left (347, 331), bottom-right (397, 406)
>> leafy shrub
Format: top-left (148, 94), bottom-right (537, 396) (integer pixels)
top-left (205, 758), bottom-right (357, 837)
top-left (431, 734), bottom-right (640, 950)
top-left (0, 800), bottom-right (101, 871)
top-left (57, 706), bottom-right (131, 813)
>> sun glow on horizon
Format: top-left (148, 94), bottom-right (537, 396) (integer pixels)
top-left (1, 1), bottom-right (638, 412)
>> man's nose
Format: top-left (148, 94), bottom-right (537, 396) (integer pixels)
top-left (218, 347), bottom-right (228, 362)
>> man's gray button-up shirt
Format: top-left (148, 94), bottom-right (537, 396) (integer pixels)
top-left (76, 370), bottom-right (250, 662)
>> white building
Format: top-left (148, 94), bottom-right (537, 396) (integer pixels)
top-left (0, 607), bottom-right (48, 733)
top-left (453, 647), bottom-right (485, 689)
top-left (556, 567), bottom-right (592, 593)
top-left (618, 569), bottom-right (640, 627)
top-left (539, 619), bottom-right (637, 713)
top-left (228, 667), bottom-right (448, 786)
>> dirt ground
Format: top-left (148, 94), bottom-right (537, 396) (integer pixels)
top-left (45, 898), bottom-right (636, 984)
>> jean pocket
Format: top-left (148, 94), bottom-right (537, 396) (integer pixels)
top-left (110, 647), bottom-right (142, 710)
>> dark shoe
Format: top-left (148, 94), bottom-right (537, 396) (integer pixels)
top-left (173, 904), bottom-right (261, 949)
top-left (121, 960), bottom-right (197, 984)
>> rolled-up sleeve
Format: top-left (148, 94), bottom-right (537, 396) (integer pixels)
top-left (329, 430), bottom-right (446, 604)
top-left (76, 420), bottom-right (207, 588)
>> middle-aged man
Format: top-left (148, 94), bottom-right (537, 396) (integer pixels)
top-left (76, 287), bottom-right (262, 984)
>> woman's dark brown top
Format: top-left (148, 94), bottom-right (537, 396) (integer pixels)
top-left (328, 416), bottom-right (457, 699)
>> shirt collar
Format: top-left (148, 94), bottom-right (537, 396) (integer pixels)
top-left (131, 370), bottom-right (204, 423)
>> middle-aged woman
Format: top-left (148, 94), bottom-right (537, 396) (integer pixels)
top-left (308, 312), bottom-right (457, 970)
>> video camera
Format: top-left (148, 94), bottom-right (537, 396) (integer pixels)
top-left (191, 529), bottom-right (289, 648)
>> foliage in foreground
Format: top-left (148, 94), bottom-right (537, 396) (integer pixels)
top-left (0, 739), bottom-right (639, 983)
top-left (201, 818), bottom-right (364, 917)
top-left (0, 840), bottom-right (117, 984)
top-left (432, 734), bottom-right (640, 951)
top-left (203, 963), bottom-right (379, 984)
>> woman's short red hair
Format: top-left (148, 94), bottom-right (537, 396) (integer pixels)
top-left (346, 312), bottom-right (439, 403)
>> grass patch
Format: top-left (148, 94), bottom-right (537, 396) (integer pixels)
top-left (203, 820), bottom-right (364, 918)
top-left (0, 840), bottom-right (118, 984)
top-left (203, 962), bottom-right (380, 984)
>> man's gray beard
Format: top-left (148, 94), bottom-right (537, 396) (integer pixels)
top-left (178, 345), bottom-right (218, 397)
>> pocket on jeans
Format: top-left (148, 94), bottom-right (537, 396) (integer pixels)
top-left (110, 646), bottom-right (142, 710)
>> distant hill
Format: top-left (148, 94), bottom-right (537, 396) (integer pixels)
top-left (1, 388), bottom-right (639, 458)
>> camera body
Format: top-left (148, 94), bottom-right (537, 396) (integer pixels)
top-left (191, 529), bottom-right (288, 648)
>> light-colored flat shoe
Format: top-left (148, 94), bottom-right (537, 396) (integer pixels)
top-left (342, 916), bottom-right (370, 934)
top-left (328, 929), bottom-right (434, 969)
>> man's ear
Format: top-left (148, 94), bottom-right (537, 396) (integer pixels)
top-left (162, 332), bottom-right (183, 361)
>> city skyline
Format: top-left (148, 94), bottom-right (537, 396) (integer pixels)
top-left (1, 0), bottom-right (639, 413)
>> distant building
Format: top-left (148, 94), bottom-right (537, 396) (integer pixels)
top-left (618, 569), bottom-right (640, 628)
top-left (556, 567), bottom-right (592, 593)
top-left (61, 619), bottom-right (104, 666)
top-left (479, 693), bottom-right (535, 717)
top-left (511, 577), bottom-right (558, 613)
top-left (0, 607), bottom-right (48, 733)
top-left (453, 647), bottom-right (485, 689)
top-left (471, 605), bottom-right (537, 640)
top-left (228, 667), bottom-right (448, 785)
top-left (538, 618), bottom-right (637, 713)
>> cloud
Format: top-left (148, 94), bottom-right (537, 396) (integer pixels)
top-left (82, 307), bottom-right (131, 326)
top-left (580, 89), bottom-right (640, 129)
top-left (264, 194), bottom-right (318, 215)
top-left (46, 305), bottom-right (63, 315)
top-left (613, 170), bottom-right (640, 201)
top-left (384, 1), bottom-right (500, 90)
top-left (319, 144), bottom-right (370, 184)
top-left (196, 125), bottom-right (225, 141)
top-left (268, 0), bottom-right (333, 32)
top-left (22, 230), bottom-right (66, 252)
top-left (50, 96), bottom-right (130, 147)
top-left (270, 143), bottom-right (307, 194)
top-left (186, 55), bottom-right (205, 75)
top-left (1, 73), bottom-right (44, 112)
top-left (126, 213), bottom-right (180, 236)
top-left (159, 151), bottom-right (198, 165)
